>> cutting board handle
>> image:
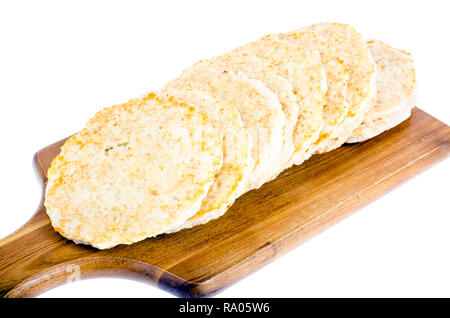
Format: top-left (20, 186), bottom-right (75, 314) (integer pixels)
top-left (0, 192), bottom-right (91, 297)
top-left (0, 209), bottom-right (174, 297)
top-left (0, 206), bottom-right (61, 297)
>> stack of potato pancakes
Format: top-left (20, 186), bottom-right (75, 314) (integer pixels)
top-left (45, 23), bottom-right (416, 249)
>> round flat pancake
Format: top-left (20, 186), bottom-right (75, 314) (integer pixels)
top-left (237, 36), bottom-right (327, 166)
top-left (164, 67), bottom-right (284, 190)
top-left (158, 88), bottom-right (253, 231)
top-left (284, 22), bottom-right (377, 153)
top-left (188, 51), bottom-right (298, 181)
top-left (45, 93), bottom-right (223, 249)
top-left (348, 40), bottom-right (416, 143)
top-left (275, 29), bottom-right (350, 155)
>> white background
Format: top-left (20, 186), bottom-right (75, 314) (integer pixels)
top-left (0, 0), bottom-right (449, 298)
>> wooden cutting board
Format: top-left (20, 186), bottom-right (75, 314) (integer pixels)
top-left (0, 108), bottom-right (449, 298)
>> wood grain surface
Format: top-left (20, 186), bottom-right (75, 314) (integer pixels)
top-left (0, 108), bottom-right (449, 298)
